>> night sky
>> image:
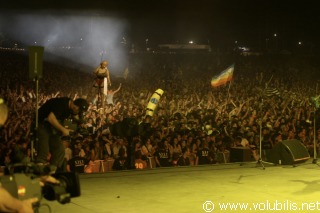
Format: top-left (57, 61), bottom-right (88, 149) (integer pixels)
top-left (1, 0), bottom-right (320, 50)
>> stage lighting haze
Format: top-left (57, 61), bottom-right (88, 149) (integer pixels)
top-left (0, 10), bottom-right (128, 74)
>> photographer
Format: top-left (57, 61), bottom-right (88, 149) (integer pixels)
top-left (36, 97), bottom-right (89, 173)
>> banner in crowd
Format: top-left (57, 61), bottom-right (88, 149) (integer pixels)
top-left (211, 64), bottom-right (234, 87)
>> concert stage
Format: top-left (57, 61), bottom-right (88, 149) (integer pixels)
top-left (44, 160), bottom-right (320, 213)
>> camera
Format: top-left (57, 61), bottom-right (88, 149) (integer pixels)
top-left (0, 163), bottom-right (81, 208)
top-left (42, 171), bottom-right (81, 204)
top-left (64, 117), bottom-right (90, 137)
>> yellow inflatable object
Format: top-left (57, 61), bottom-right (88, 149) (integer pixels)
top-left (146, 89), bottom-right (164, 116)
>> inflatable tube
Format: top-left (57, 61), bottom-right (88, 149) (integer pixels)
top-left (146, 89), bottom-right (164, 116)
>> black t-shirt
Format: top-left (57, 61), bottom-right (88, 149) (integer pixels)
top-left (197, 148), bottom-right (211, 165)
top-left (68, 156), bottom-right (89, 173)
top-left (155, 149), bottom-right (171, 167)
top-left (38, 97), bottom-right (71, 122)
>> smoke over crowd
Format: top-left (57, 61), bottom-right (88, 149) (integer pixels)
top-left (0, 10), bottom-right (129, 73)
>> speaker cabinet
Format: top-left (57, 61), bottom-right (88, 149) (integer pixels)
top-left (268, 140), bottom-right (310, 165)
top-left (230, 147), bottom-right (252, 162)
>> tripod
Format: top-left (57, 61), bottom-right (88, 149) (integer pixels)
top-left (256, 119), bottom-right (266, 169)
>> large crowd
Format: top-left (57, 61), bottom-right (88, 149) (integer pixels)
top-left (1, 50), bottom-right (320, 172)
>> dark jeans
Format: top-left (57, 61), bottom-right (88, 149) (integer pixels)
top-left (36, 122), bottom-right (65, 169)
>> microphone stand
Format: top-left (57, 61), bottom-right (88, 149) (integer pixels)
top-left (255, 98), bottom-right (274, 169)
top-left (256, 118), bottom-right (266, 170)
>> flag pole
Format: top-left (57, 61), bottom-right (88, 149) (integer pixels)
top-left (227, 64), bottom-right (234, 101)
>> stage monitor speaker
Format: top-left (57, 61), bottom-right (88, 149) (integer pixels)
top-left (230, 147), bottom-right (252, 162)
top-left (28, 46), bottom-right (44, 79)
top-left (268, 140), bottom-right (310, 165)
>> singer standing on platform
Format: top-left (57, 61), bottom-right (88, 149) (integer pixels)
top-left (93, 60), bottom-right (112, 107)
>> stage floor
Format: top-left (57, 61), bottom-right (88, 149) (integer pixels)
top-left (42, 160), bottom-right (320, 213)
